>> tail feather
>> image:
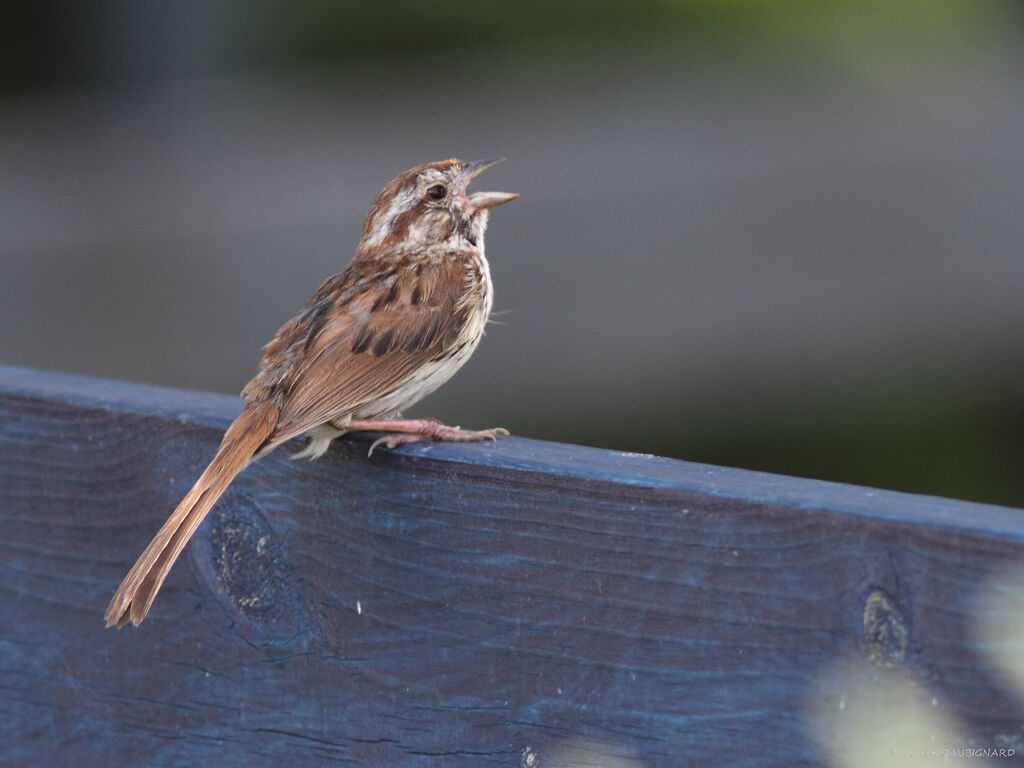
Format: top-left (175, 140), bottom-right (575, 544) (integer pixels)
top-left (104, 401), bottom-right (278, 628)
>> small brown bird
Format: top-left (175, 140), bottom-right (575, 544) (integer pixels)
top-left (105, 157), bottom-right (517, 628)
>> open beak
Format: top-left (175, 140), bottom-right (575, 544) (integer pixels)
top-left (468, 190), bottom-right (518, 209)
top-left (463, 157), bottom-right (518, 210)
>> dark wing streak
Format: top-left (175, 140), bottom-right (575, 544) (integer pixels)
top-left (243, 271), bottom-right (364, 403)
top-left (259, 260), bottom-right (467, 449)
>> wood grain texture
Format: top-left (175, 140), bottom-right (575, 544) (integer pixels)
top-left (1, 363), bottom-right (1023, 767)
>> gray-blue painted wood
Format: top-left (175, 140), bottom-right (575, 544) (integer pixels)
top-left (1, 364), bottom-right (1022, 766)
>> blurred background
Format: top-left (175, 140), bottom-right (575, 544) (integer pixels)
top-left (1, 1), bottom-right (1022, 507)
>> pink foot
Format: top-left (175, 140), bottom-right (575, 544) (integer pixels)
top-left (344, 418), bottom-right (509, 456)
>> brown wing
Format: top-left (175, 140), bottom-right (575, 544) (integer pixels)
top-left (244, 255), bottom-right (474, 450)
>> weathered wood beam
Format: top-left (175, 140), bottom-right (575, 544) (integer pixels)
top-left (1, 364), bottom-right (1022, 766)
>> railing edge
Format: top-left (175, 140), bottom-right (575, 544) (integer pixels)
top-left (2, 362), bottom-right (1021, 538)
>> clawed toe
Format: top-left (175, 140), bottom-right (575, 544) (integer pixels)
top-left (366, 424), bottom-right (509, 456)
top-left (367, 432), bottom-right (427, 456)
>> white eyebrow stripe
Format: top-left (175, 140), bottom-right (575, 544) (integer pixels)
top-left (362, 186), bottom-right (418, 248)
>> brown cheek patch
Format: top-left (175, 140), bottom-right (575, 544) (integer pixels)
top-left (388, 207), bottom-right (417, 240)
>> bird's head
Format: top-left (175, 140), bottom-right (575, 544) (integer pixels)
top-left (356, 157), bottom-right (517, 260)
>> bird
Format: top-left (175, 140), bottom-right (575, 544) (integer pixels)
top-left (104, 157), bottom-right (517, 628)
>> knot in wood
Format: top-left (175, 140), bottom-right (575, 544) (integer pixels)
top-left (211, 503), bottom-right (293, 625)
top-left (862, 588), bottom-right (909, 668)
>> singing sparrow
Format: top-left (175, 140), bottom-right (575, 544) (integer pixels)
top-left (105, 157), bottom-right (517, 628)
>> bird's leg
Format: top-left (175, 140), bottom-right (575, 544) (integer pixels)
top-left (343, 418), bottom-right (509, 455)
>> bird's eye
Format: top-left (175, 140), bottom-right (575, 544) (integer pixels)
top-left (426, 184), bottom-right (447, 201)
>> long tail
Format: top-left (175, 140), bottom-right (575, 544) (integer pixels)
top-left (104, 401), bottom-right (278, 629)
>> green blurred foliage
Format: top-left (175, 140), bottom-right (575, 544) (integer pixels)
top-left (2, 0), bottom-right (1018, 94)
top-left (558, 376), bottom-right (1024, 508)
top-left (286, 0), bottom-right (1011, 58)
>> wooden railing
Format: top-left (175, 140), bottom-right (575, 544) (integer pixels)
top-left (2, 363), bottom-right (1022, 767)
